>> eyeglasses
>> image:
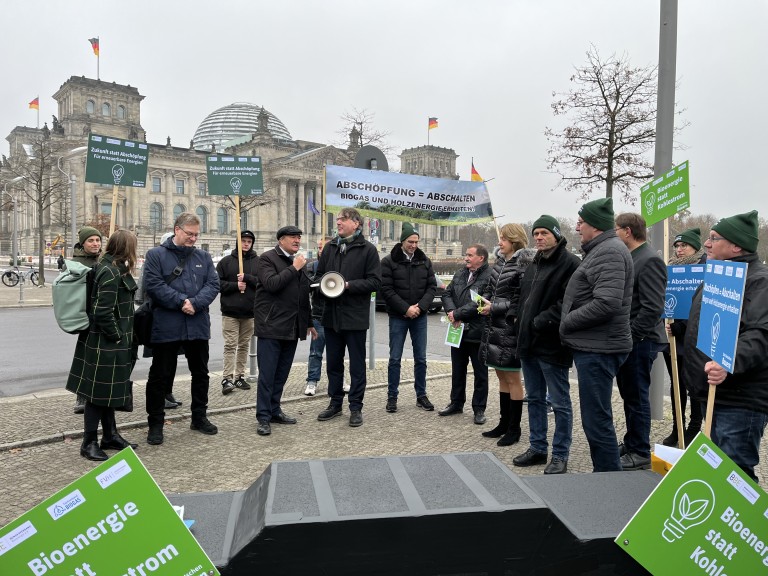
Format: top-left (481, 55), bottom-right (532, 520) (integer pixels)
top-left (179, 228), bottom-right (200, 238)
top-left (707, 235), bottom-right (725, 243)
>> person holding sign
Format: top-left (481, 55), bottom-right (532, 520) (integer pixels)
top-left (613, 213), bottom-right (668, 471)
top-left (561, 198), bottom-right (633, 472)
top-left (513, 216), bottom-right (580, 474)
top-left (684, 210), bottom-right (768, 481)
top-left (66, 229), bottom-right (139, 461)
top-left (381, 223), bottom-right (437, 414)
top-left (438, 244), bottom-right (492, 423)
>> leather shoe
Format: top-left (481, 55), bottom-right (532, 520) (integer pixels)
top-left (513, 448), bottom-right (547, 467)
top-left (147, 426), bottom-right (164, 445)
top-left (318, 404), bottom-right (342, 421)
top-left (164, 398), bottom-right (179, 409)
top-left (166, 393), bottom-right (182, 407)
top-left (544, 457), bottom-right (568, 475)
top-left (190, 417), bottom-right (218, 435)
top-left (100, 434), bottom-right (138, 451)
top-left (270, 411), bottom-right (297, 424)
top-left (438, 404), bottom-right (463, 416)
top-left (620, 452), bottom-right (651, 471)
top-left (349, 410), bottom-right (363, 427)
top-left (80, 441), bottom-right (108, 461)
top-left (257, 421), bottom-right (271, 436)
top-left (473, 410), bottom-right (487, 425)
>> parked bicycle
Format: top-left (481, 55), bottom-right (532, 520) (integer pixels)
top-left (1, 265), bottom-right (40, 287)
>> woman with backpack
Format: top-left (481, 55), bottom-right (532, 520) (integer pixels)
top-left (66, 229), bottom-right (139, 461)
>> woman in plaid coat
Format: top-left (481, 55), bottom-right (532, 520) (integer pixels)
top-left (66, 230), bottom-right (139, 461)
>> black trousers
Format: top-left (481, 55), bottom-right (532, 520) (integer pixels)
top-left (146, 339), bottom-right (210, 427)
top-left (449, 340), bottom-right (489, 410)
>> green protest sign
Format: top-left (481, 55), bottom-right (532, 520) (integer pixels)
top-left (84, 134), bottom-right (149, 188)
top-left (616, 433), bottom-right (767, 575)
top-left (640, 161), bottom-right (690, 226)
top-left (206, 155), bottom-right (264, 196)
top-left (0, 448), bottom-right (218, 576)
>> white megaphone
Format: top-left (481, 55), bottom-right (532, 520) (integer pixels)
top-left (311, 272), bottom-right (346, 298)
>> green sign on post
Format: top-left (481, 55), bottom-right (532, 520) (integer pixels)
top-left (0, 448), bottom-right (218, 576)
top-left (616, 433), bottom-right (767, 575)
top-left (206, 155), bottom-right (264, 196)
top-left (84, 134), bottom-right (149, 188)
top-left (640, 160), bottom-right (690, 226)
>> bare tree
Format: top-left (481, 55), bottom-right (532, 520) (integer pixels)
top-left (545, 46), bottom-right (685, 203)
top-left (334, 107), bottom-right (394, 157)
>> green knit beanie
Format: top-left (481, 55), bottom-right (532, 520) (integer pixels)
top-left (78, 226), bottom-right (101, 245)
top-left (578, 197), bottom-right (614, 231)
top-left (712, 210), bottom-right (759, 253)
top-left (531, 214), bottom-right (563, 240)
top-left (400, 222), bottom-right (419, 243)
top-left (673, 227), bottom-right (701, 251)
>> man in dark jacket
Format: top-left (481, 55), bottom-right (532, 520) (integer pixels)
top-left (614, 213), bottom-right (668, 471)
top-left (560, 198), bottom-right (633, 472)
top-left (439, 244), bottom-right (492, 423)
top-left (253, 226), bottom-right (316, 436)
top-left (381, 223), bottom-right (437, 413)
top-left (143, 212), bottom-right (220, 445)
top-left (216, 230), bottom-right (258, 395)
top-left (512, 216), bottom-right (580, 475)
top-left (315, 208), bottom-right (381, 428)
top-left (684, 211), bottom-right (768, 482)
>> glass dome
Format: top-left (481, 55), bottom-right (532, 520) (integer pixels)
top-left (192, 102), bottom-right (292, 151)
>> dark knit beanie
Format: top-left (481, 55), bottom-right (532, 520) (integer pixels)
top-left (78, 226), bottom-right (101, 245)
top-left (578, 197), bottom-right (615, 231)
top-left (400, 222), bottom-right (419, 242)
top-left (531, 214), bottom-right (563, 240)
top-left (712, 210), bottom-right (759, 253)
top-left (673, 227), bottom-right (701, 251)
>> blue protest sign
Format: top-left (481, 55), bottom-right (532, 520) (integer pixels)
top-left (663, 265), bottom-right (706, 319)
top-left (695, 260), bottom-right (748, 373)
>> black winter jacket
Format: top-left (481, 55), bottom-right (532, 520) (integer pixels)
top-left (216, 249), bottom-right (258, 318)
top-left (685, 253), bottom-right (768, 414)
top-left (560, 230), bottom-right (633, 354)
top-left (516, 238), bottom-right (581, 367)
top-left (253, 246), bottom-right (312, 341)
top-left (480, 248), bottom-right (536, 367)
top-left (381, 245), bottom-right (436, 316)
top-left (314, 233), bottom-right (381, 331)
top-left (441, 262), bottom-right (492, 343)
top-left (628, 242), bottom-right (667, 343)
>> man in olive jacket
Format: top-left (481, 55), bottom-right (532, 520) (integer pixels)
top-left (381, 222), bottom-right (437, 413)
top-left (253, 226), bottom-right (315, 436)
top-left (560, 198), bottom-right (633, 472)
top-left (439, 244), bottom-right (492, 423)
top-left (314, 208), bottom-right (381, 428)
top-left (513, 216), bottom-right (580, 475)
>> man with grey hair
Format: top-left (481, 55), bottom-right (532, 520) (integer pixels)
top-left (143, 212), bottom-right (220, 445)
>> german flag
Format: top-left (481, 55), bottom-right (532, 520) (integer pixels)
top-left (89, 37), bottom-right (99, 56)
top-left (428, 117), bottom-right (438, 130)
top-left (28, 97), bottom-right (39, 110)
top-left (471, 161), bottom-right (483, 182)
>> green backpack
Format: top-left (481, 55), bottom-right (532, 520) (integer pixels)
top-left (52, 260), bottom-right (95, 334)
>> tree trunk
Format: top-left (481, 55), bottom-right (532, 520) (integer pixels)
top-left (37, 188), bottom-right (46, 287)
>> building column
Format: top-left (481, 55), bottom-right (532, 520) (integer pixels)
top-left (296, 181), bottom-right (306, 231)
top-left (277, 178), bottom-right (288, 226)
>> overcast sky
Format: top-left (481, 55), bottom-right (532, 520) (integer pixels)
top-left (1, 0), bottom-right (765, 224)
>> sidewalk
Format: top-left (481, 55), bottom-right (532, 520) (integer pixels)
top-left (0, 275), bottom-right (53, 308)
top-left (3, 358), bottom-right (762, 529)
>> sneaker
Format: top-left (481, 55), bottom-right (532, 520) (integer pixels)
top-left (416, 395), bottom-right (434, 411)
top-left (544, 456), bottom-right (568, 475)
top-left (386, 396), bottom-right (398, 413)
top-left (349, 410), bottom-right (363, 427)
top-left (620, 452), bottom-right (651, 471)
top-left (234, 376), bottom-right (251, 390)
top-left (221, 379), bottom-right (235, 395)
top-left (318, 404), bottom-right (342, 421)
top-left (190, 417), bottom-right (218, 435)
top-left (473, 410), bottom-right (487, 425)
top-left (305, 381), bottom-right (318, 396)
top-left (343, 382), bottom-right (351, 393)
top-left (147, 426), bottom-right (164, 446)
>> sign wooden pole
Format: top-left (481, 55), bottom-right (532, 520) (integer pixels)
top-left (234, 195), bottom-right (244, 293)
top-left (109, 184), bottom-right (118, 235)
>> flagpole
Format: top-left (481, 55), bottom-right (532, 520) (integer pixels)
top-left (427, 121), bottom-right (430, 146)
top-left (36, 100), bottom-right (39, 129)
top-left (97, 36), bottom-right (100, 80)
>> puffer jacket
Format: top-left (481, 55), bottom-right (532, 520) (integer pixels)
top-left (685, 253), bottom-right (768, 414)
top-left (217, 248), bottom-right (258, 318)
top-left (480, 248), bottom-right (536, 367)
top-left (143, 239), bottom-right (220, 343)
top-left (516, 237), bottom-right (581, 367)
top-left (381, 244), bottom-right (436, 316)
top-left (560, 229), bottom-right (633, 354)
top-left (441, 262), bottom-right (492, 343)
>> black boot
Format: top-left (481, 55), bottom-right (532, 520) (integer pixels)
top-left (497, 399), bottom-right (523, 447)
top-left (482, 392), bottom-right (510, 438)
top-left (80, 432), bottom-right (108, 461)
top-left (662, 424), bottom-right (679, 447)
top-left (100, 410), bottom-right (138, 451)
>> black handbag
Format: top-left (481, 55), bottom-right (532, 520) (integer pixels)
top-left (133, 253), bottom-right (187, 346)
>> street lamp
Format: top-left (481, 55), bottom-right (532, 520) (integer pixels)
top-left (57, 146), bottom-right (88, 257)
top-left (2, 176), bottom-right (24, 266)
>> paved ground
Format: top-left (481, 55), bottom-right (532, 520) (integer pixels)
top-left (1, 282), bottom-right (766, 530)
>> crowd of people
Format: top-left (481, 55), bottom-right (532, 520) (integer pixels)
top-left (64, 203), bottom-right (767, 484)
